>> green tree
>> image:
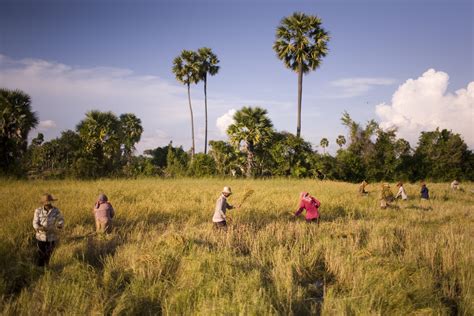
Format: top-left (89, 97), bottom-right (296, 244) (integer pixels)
top-left (209, 140), bottom-right (240, 176)
top-left (414, 128), bottom-right (473, 181)
top-left (197, 47), bottom-right (220, 154)
top-left (0, 88), bottom-right (38, 174)
top-left (336, 135), bottom-right (346, 148)
top-left (227, 107), bottom-right (274, 178)
top-left (269, 131), bottom-right (314, 177)
top-left (76, 110), bottom-right (122, 175)
top-left (273, 12), bottom-right (329, 137)
top-left (172, 50), bottom-right (200, 158)
top-left (320, 138), bottom-right (329, 154)
top-left (188, 153), bottom-right (216, 177)
top-left (119, 113), bottom-right (143, 164)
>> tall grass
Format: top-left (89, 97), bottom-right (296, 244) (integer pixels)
top-left (0, 179), bottom-right (472, 315)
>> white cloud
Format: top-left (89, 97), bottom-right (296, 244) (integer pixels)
top-left (216, 109), bottom-right (236, 136)
top-left (37, 120), bottom-right (57, 130)
top-left (375, 69), bottom-right (474, 148)
top-left (330, 77), bottom-right (396, 98)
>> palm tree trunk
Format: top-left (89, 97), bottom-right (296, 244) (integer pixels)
top-left (297, 63), bottom-right (303, 138)
top-left (187, 83), bottom-right (195, 158)
top-left (204, 75), bottom-right (208, 154)
top-left (246, 141), bottom-right (254, 178)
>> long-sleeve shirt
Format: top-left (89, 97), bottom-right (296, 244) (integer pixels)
top-left (395, 186), bottom-right (408, 200)
top-left (295, 195), bottom-right (320, 220)
top-left (33, 206), bottom-right (64, 241)
top-left (93, 202), bottom-right (115, 222)
top-left (212, 194), bottom-right (233, 222)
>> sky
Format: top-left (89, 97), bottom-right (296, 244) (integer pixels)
top-left (0, 0), bottom-right (473, 154)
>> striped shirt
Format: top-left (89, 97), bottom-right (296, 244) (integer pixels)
top-left (32, 206), bottom-right (64, 241)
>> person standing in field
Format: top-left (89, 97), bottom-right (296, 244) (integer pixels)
top-left (359, 180), bottom-right (369, 195)
top-left (32, 193), bottom-right (64, 266)
top-left (380, 183), bottom-right (395, 209)
top-left (395, 182), bottom-right (408, 200)
top-left (93, 194), bottom-right (115, 234)
top-left (212, 186), bottom-right (236, 231)
top-left (294, 192), bottom-right (321, 224)
top-left (420, 182), bottom-right (430, 200)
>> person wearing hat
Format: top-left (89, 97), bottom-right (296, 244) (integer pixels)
top-left (380, 183), bottom-right (395, 209)
top-left (32, 193), bottom-right (64, 266)
top-left (212, 186), bottom-right (236, 231)
top-left (93, 194), bottom-right (115, 234)
top-left (395, 182), bottom-right (408, 200)
top-left (294, 192), bottom-right (321, 223)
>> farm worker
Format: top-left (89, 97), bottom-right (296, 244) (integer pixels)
top-left (212, 186), bottom-right (235, 231)
top-left (395, 182), bottom-right (408, 200)
top-left (93, 194), bottom-right (115, 233)
top-left (380, 183), bottom-right (394, 209)
top-left (32, 193), bottom-right (64, 266)
top-left (420, 183), bottom-right (430, 200)
top-left (359, 180), bottom-right (369, 195)
top-left (450, 180), bottom-right (460, 190)
top-left (294, 192), bottom-right (321, 223)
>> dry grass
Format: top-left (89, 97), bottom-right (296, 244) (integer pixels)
top-left (0, 179), bottom-right (473, 315)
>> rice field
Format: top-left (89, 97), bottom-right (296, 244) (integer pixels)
top-left (0, 179), bottom-right (473, 315)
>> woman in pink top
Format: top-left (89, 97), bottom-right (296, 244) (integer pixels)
top-left (93, 194), bottom-right (115, 233)
top-left (294, 192), bottom-right (321, 223)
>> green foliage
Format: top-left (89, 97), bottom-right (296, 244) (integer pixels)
top-left (414, 128), bottom-right (473, 181)
top-left (187, 153), bottom-right (216, 177)
top-left (227, 107), bottom-right (274, 178)
top-left (165, 144), bottom-right (189, 177)
top-left (273, 12), bottom-right (330, 74)
top-left (0, 88), bottom-right (38, 175)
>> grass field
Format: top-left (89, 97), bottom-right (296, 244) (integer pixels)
top-left (0, 179), bottom-right (473, 315)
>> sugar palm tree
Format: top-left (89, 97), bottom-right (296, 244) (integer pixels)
top-left (320, 137), bottom-right (329, 154)
top-left (197, 47), bottom-right (220, 154)
top-left (172, 50), bottom-right (200, 158)
top-left (227, 107), bottom-right (273, 178)
top-left (336, 135), bottom-right (346, 148)
top-left (273, 12), bottom-right (330, 138)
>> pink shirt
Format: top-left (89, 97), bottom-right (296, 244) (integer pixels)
top-left (295, 193), bottom-right (320, 220)
top-left (93, 202), bottom-right (115, 221)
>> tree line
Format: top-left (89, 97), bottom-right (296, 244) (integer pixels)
top-left (1, 88), bottom-right (472, 181)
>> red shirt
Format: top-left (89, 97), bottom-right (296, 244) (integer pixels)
top-left (295, 194), bottom-right (320, 220)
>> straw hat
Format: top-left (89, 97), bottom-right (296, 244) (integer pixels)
top-left (222, 186), bottom-right (232, 194)
top-left (41, 193), bottom-right (57, 205)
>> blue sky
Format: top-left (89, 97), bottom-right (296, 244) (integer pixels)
top-left (1, 0), bottom-right (473, 152)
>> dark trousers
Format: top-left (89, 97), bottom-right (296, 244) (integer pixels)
top-left (214, 221), bottom-right (227, 231)
top-left (306, 218), bottom-right (320, 224)
top-left (36, 240), bottom-right (56, 266)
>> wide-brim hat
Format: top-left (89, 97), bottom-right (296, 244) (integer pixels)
top-left (222, 186), bottom-right (232, 194)
top-left (41, 193), bottom-right (57, 204)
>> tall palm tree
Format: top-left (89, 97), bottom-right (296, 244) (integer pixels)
top-left (172, 50), bottom-right (200, 158)
top-left (227, 106), bottom-right (273, 178)
top-left (273, 12), bottom-right (330, 138)
top-left (320, 137), bottom-right (329, 154)
top-left (336, 135), bottom-right (346, 148)
top-left (197, 47), bottom-right (220, 154)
